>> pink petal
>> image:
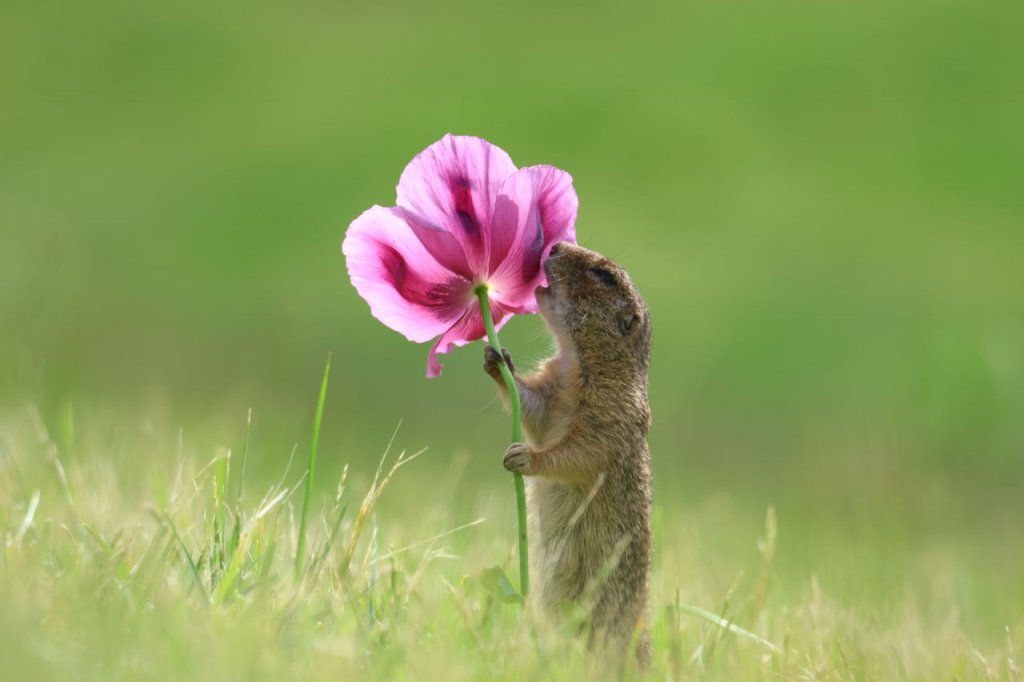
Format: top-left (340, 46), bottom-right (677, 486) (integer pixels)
top-left (426, 300), bottom-right (514, 378)
top-left (488, 165), bottom-right (579, 311)
top-left (396, 134), bottom-right (518, 276)
top-left (400, 208), bottom-right (473, 279)
top-left (343, 205), bottom-right (474, 344)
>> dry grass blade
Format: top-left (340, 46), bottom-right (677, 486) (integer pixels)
top-left (14, 489), bottom-right (40, 544)
top-left (677, 602), bottom-right (782, 654)
top-left (338, 446), bottom-right (424, 577)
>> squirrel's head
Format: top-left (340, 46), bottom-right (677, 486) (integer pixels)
top-left (536, 242), bottom-right (651, 371)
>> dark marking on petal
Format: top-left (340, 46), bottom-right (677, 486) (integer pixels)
top-left (426, 280), bottom-right (463, 303)
top-left (530, 216), bottom-right (544, 255)
top-left (518, 210), bottom-right (544, 282)
top-left (450, 174), bottom-right (481, 235)
top-left (380, 245), bottom-right (469, 320)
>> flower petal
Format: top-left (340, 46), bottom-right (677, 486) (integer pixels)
top-left (399, 208), bottom-right (473, 279)
top-left (343, 205), bottom-right (474, 344)
top-left (396, 134), bottom-right (518, 276)
top-left (426, 300), bottom-right (514, 378)
top-left (488, 165), bottom-right (579, 310)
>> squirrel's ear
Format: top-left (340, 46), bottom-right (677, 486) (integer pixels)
top-left (617, 308), bottom-right (638, 336)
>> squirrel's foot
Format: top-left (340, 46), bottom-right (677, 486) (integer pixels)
top-left (503, 442), bottom-right (536, 475)
top-left (483, 345), bottom-right (515, 380)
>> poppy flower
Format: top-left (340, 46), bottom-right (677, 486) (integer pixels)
top-left (343, 134), bottom-right (578, 377)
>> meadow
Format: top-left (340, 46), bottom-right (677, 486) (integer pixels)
top-left (2, 0), bottom-right (1022, 679)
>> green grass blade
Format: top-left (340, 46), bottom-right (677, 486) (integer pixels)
top-left (236, 407), bottom-right (252, 508)
top-left (213, 531), bottom-right (247, 605)
top-left (229, 408), bottom-right (253, 558)
top-left (155, 510), bottom-right (209, 602)
top-left (295, 352), bottom-right (331, 579)
top-left (213, 453), bottom-right (228, 572)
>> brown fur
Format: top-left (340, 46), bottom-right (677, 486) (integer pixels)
top-left (484, 242), bottom-right (653, 664)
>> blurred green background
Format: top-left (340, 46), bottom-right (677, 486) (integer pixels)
top-left (2, 0), bottom-right (1022, 635)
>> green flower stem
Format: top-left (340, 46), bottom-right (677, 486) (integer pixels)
top-left (474, 285), bottom-right (529, 600)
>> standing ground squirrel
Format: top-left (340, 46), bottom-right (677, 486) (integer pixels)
top-left (484, 242), bottom-right (653, 663)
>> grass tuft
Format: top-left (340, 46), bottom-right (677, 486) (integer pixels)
top-left (1, 401), bottom-right (1021, 681)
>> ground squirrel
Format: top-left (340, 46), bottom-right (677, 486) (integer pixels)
top-left (484, 242), bottom-right (653, 663)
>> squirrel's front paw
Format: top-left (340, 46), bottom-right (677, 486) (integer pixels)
top-left (483, 345), bottom-right (515, 379)
top-left (503, 442), bottom-right (536, 475)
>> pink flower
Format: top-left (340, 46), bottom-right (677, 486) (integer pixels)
top-left (343, 134), bottom-right (579, 377)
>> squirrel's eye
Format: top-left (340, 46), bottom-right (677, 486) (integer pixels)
top-left (587, 266), bottom-right (618, 288)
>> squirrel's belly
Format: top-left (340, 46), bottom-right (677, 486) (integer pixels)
top-left (527, 478), bottom-right (623, 606)
top-left (528, 479), bottom-right (585, 604)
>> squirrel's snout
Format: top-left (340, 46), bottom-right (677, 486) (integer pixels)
top-left (544, 242), bottom-right (569, 279)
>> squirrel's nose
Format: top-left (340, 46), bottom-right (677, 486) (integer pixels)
top-left (550, 242), bottom-right (564, 256)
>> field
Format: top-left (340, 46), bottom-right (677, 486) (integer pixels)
top-left (2, 0), bottom-right (1022, 679)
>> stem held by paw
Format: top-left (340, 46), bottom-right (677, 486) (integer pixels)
top-left (475, 284), bottom-right (530, 600)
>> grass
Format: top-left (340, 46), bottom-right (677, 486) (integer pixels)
top-left (2, 400), bottom-right (1021, 682)
top-left (295, 353), bottom-right (331, 579)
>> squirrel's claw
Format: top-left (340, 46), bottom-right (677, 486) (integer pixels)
top-left (503, 442), bottom-right (535, 475)
top-left (483, 345), bottom-right (515, 378)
